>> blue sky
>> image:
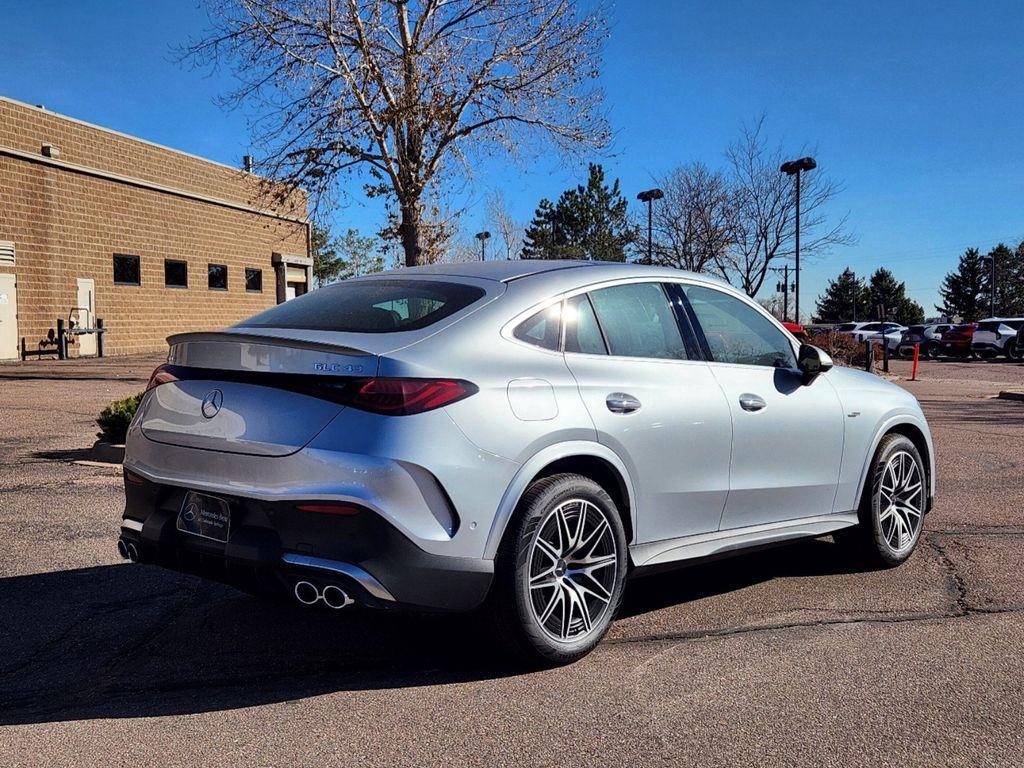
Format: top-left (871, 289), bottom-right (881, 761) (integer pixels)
top-left (2, 0), bottom-right (1022, 317)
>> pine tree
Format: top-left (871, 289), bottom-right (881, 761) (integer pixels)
top-left (520, 164), bottom-right (636, 261)
top-left (936, 248), bottom-right (987, 321)
top-left (868, 268), bottom-right (924, 325)
top-left (312, 226), bottom-right (384, 287)
top-left (521, 199), bottom-right (559, 259)
top-left (980, 243), bottom-right (1024, 317)
top-left (815, 268), bottom-right (870, 323)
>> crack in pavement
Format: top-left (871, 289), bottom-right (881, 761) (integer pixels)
top-left (605, 604), bottom-right (1024, 649)
top-left (607, 527), bottom-right (1017, 649)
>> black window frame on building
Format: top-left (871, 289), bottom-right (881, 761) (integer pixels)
top-left (208, 263), bottom-right (228, 291)
top-left (245, 267), bottom-right (263, 293)
top-left (164, 259), bottom-right (188, 288)
top-left (113, 253), bottom-right (141, 286)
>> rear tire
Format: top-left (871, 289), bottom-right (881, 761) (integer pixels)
top-left (925, 341), bottom-right (940, 359)
top-left (834, 434), bottom-right (926, 567)
top-left (1005, 340), bottom-right (1019, 360)
top-left (489, 473), bottom-right (628, 666)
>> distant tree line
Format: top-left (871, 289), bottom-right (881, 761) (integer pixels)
top-left (814, 240), bottom-right (1024, 326)
top-left (519, 118), bottom-right (852, 298)
top-left (815, 268), bottom-right (925, 325)
top-left (935, 242), bottom-right (1024, 321)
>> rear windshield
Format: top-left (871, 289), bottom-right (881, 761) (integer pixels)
top-left (238, 279), bottom-right (486, 333)
top-left (836, 323), bottom-right (857, 331)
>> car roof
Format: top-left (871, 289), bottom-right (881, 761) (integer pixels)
top-left (362, 259), bottom-right (724, 286)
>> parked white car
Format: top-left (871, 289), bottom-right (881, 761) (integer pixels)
top-left (836, 321), bottom-right (907, 351)
top-left (971, 318), bottom-right (1023, 359)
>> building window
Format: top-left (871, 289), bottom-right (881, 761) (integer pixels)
top-left (208, 264), bottom-right (228, 290)
top-left (165, 259), bottom-right (188, 288)
top-left (245, 268), bottom-right (263, 293)
top-left (113, 254), bottom-right (141, 286)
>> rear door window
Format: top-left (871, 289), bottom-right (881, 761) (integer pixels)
top-left (587, 282), bottom-right (688, 360)
top-left (239, 279), bottom-right (486, 332)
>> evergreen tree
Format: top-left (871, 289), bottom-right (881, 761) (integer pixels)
top-left (815, 268), bottom-right (870, 323)
top-left (521, 199), bottom-right (559, 259)
top-left (936, 248), bottom-right (987, 321)
top-left (520, 164), bottom-right (636, 261)
top-left (979, 243), bottom-right (1024, 317)
top-left (312, 225), bottom-right (384, 287)
top-left (868, 268), bottom-right (924, 324)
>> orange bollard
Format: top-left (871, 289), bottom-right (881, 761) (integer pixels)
top-left (911, 343), bottom-right (920, 381)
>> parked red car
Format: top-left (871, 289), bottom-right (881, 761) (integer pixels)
top-left (783, 321), bottom-right (809, 341)
top-left (939, 323), bottom-right (977, 358)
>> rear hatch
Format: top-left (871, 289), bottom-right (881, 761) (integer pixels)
top-left (139, 275), bottom-right (498, 457)
top-left (140, 332), bottom-right (380, 457)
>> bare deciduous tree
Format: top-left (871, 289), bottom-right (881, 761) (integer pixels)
top-left (651, 162), bottom-right (734, 273)
top-left (486, 190), bottom-right (523, 260)
top-left (721, 117), bottom-right (854, 296)
top-left (186, 0), bottom-right (610, 266)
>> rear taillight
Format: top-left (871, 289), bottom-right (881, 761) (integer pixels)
top-left (146, 364), bottom-right (178, 391)
top-left (142, 364), bottom-right (475, 415)
top-left (341, 378), bottom-right (477, 416)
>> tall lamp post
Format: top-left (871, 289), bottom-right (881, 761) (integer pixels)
top-left (475, 230), bottom-right (491, 261)
top-left (636, 188), bottom-right (664, 265)
top-left (779, 156), bottom-right (816, 323)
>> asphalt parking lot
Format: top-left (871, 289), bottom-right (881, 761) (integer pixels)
top-left (1, 355), bottom-right (1022, 767)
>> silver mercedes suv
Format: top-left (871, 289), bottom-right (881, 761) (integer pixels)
top-left (120, 261), bottom-right (935, 664)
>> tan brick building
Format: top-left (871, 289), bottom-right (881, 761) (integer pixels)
top-left (0, 96), bottom-right (311, 360)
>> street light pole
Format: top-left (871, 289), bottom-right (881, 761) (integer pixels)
top-left (991, 251), bottom-right (997, 316)
top-left (636, 188), bottom-right (664, 266)
top-left (475, 231), bottom-right (491, 262)
top-left (780, 157), bottom-right (816, 323)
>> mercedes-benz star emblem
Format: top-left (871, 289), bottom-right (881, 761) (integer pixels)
top-left (201, 389), bottom-right (223, 419)
top-left (182, 502), bottom-right (200, 522)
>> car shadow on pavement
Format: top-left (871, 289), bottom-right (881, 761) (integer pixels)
top-left (0, 537), bottom-right (866, 726)
top-left (619, 537), bottom-right (873, 620)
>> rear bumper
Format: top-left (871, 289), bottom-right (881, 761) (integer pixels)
top-left (119, 473), bottom-right (493, 612)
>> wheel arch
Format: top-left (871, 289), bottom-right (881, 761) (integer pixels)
top-left (856, 415), bottom-right (935, 513)
top-left (482, 441), bottom-right (636, 560)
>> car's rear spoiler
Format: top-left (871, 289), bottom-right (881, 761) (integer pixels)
top-left (165, 331), bottom-right (377, 376)
top-left (167, 331), bottom-right (371, 357)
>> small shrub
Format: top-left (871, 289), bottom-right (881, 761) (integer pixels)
top-left (96, 392), bottom-right (145, 444)
top-left (810, 330), bottom-right (878, 369)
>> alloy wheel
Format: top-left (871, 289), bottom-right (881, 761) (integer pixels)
top-left (528, 499), bottom-right (618, 642)
top-left (877, 450), bottom-right (925, 554)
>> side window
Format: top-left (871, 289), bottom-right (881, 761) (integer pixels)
top-left (682, 284), bottom-right (797, 368)
top-left (564, 294), bottom-right (607, 355)
top-left (587, 282), bottom-right (687, 360)
top-left (513, 303), bottom-right (562, 350)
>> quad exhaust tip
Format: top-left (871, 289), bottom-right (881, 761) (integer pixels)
top-left (293, 580), bottom-right (353, 609)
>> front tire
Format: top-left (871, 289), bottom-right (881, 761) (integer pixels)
top-left (490, 473), bottom-right (628, 665)
top-left (835, 433), bottom-right (927, 567)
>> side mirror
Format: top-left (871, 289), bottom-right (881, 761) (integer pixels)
top-left (797, 344), bottom-right (833, 385)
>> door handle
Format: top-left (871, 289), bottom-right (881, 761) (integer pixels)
top-left (738, 393), bottom-right (767, 412)
top-left (606, 392), bottom-right (641, 414)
